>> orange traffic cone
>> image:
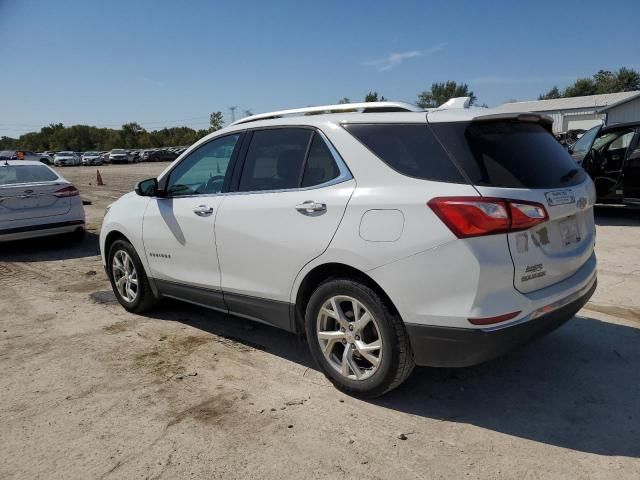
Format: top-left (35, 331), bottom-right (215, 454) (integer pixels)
top-left (96, 169), bottom-right (104, 186)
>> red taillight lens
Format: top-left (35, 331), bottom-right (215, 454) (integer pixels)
top-left (468, 310), bottom-right (521, 326)
top-left (428, 197), bottom-right (548, 238)
top-left (54, 185), bottom-right (79, 198)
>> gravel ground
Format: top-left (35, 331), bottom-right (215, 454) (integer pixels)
top-left (1, 163), bottom-right (639, 479)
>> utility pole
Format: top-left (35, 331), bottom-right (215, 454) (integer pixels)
top-left (228, 106), bottom-right (237, 123)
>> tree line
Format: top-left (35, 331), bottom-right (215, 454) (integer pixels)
top-left (3, 66), bottom-right (638, 151)
top-left (0, 120), bottom-right (223, 152)
top-left (538, 67), bottom-right (640, 100)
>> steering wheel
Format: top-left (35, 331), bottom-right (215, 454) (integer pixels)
top-left (204, 175), bottom-right (226, 193)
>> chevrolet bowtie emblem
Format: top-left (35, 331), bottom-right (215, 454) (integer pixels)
top-left (576, 197), bottom-right (588, 210)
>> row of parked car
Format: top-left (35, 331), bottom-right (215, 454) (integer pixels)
top-left (0, 147), bottom-right (188, 167)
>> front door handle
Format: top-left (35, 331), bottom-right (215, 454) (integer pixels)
top-left (193, 205), bottom-right (214, 217)
top-left (295, 200), bottom-right (327, 215)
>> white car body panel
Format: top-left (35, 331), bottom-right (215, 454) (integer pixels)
top-left (215, 181), bottom-right (356, 302)
top-left (142, 194), bottom-right (225, 289)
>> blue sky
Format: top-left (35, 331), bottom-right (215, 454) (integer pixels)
top-left (1, 0), bottom-right (638, 137)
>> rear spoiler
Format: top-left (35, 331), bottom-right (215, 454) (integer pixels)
top-left (472, 112), bottom-right (553, 125)
top-left (471, 112), bottom-right (554, 132)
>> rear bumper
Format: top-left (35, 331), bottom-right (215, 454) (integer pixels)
top-left (0, 220), bottom-right (84, 242)
top-left (405, 277), bottom-right (596, 367)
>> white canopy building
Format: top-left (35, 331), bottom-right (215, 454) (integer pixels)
top-left (496, 91), bottom-right (640, 133)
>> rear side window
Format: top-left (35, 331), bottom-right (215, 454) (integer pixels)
top-left (343, 124), bottom-right (465, 183)
top-left (0, 165), bottom-right (58, 186)
top-left (238, 128), bottom-right (312, 192)
top-left (301, 134), bottom-right (341, 187)
top-left (430, 121), bottom-right (587, 188)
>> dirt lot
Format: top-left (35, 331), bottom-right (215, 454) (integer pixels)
top-left (1, 163), bottom-right (639, 479)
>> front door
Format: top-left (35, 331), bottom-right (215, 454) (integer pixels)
top-left (215, 128), bottom-right (355, 329)
top-left (142, 133), bottom-right (242, 306)
top-left (623, 130), bottom-right (640, 200)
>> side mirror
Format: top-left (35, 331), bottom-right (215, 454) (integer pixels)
top-left (135, 178), bottom-right (158, 197)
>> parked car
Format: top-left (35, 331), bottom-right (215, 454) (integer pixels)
top-left (0, 150), bottom-right (51, 165)
top-left (81, 151), bottom-right (103, 166)
top-left (100, 100), bottom-right (597, 397)
top-left (53, 151), bottom-right (80, 166)
top-left (109, 149), bottom-right (131, 164)
top-left (0, 160), bottom-right (85, 242)
top-left (569, 122), bottom-right (640, 204)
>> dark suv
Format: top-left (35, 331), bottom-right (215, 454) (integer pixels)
top-left (570, 122), bottom-right (640, 204)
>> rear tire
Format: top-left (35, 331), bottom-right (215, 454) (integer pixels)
top-left (107, 239), bottom-right (158, 313)
top-left (305, 278), bottom-right (414, 398)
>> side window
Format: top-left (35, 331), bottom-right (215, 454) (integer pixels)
top-left (166, 134), bottom-right (240, 196)
top-left (344, 123), bottom-right (465, 183)
top-left (238, 128), bottom-right (312, 192)
top-left (301, 133), bottom-right (341, 187)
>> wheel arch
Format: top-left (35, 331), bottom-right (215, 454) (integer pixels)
top-left (103, 230), bottom-right (132, 259)
top-left (293, 262), bottom-right (400, 335)
top-left (103, 228), bottom-right (159, 297)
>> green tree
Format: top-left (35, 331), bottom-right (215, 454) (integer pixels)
top-left (209, 111), bottom-right (224, 132)
top-left (613, 67), bottom-right (640, 92)
top-left (417, 81), bottom-right (476, 108)
top-left (538, 67), bottom-right (640, 99)
top-left (538, 86), bottom-right (561, 100)
top-left (364, 91), bottom-right (386, 102)
top-left (563, 78), bottom-right (597, 97)
top-left (338, 97), bottom-right (351, 104)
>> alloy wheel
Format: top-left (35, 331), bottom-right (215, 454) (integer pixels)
top-left (112, 250), bottom-right (138, 303)
top-left (316, 295), bottom-right (383, 380)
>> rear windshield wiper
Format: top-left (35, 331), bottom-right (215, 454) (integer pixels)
top-left (560, 168), bottom-right (579, 183)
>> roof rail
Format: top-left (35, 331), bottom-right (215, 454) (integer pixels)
top-left (230, 101), bottom-right (422, 126)
top-left (437, 97), bottom-right (471, 110)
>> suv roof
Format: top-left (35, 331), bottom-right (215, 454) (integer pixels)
top-left (222, 99), bottom-right (552, 132)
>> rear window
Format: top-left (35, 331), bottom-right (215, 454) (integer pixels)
top-left (343, 124), bottom-right (465, 183)
top-left (0, 165), bottom-right (58, 185)
top-left (430, 121), bottom-right (587, 188)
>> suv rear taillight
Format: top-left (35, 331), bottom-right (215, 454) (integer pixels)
top-left (54, 185), bottom-right (79, 198)
top-left (428, 197), bottom-right (547, 238)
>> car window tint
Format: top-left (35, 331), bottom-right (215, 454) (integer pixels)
top-left (166, 134), bottom-right (240, 196)
top-left (301, 133), bottom-right (341, 187)
top-left (0, 165), bottom-right (58, 185)
top-left (430, 121), bottom-right (587, 188)
top-left (571, 125), bottom-right (601, 160)
top-left (343, 124), bottom-right (465, 183)
top-left (238, 128), bottom-right (312, 192)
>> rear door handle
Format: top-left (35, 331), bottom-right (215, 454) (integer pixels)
top-left (193, 205), bottom-right (214, 216)
top-left (295, 200), bottom-right (326, 215)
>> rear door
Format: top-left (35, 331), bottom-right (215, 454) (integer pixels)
top-left (430, 119), bottom-right (596, 294)
top-left (0, 164), bottom-right (70, 223)
top-left (215, 128), bottom-right (354, 328)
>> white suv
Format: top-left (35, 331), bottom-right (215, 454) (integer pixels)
top-left (100, 100), bottom-right (597, 397)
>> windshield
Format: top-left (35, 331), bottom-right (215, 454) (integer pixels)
top-left (84, 152), bottom-right (99, 156)
top-left (0, 165), bottom-right (58, 185)
top-left (57, 151), bottom-right (74, 155)
top-left (570, 125), bottom-right (601, 161)
top-left (111, 149), bottom-right (125, 154)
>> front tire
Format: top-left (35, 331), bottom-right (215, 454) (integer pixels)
top-left (107, 239), bottom-right (157, 313)
top-left (305, 279), bottom-right (415, 398)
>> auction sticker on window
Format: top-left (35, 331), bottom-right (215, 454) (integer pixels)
top-left (545, 189), bottom-right (575, 206)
